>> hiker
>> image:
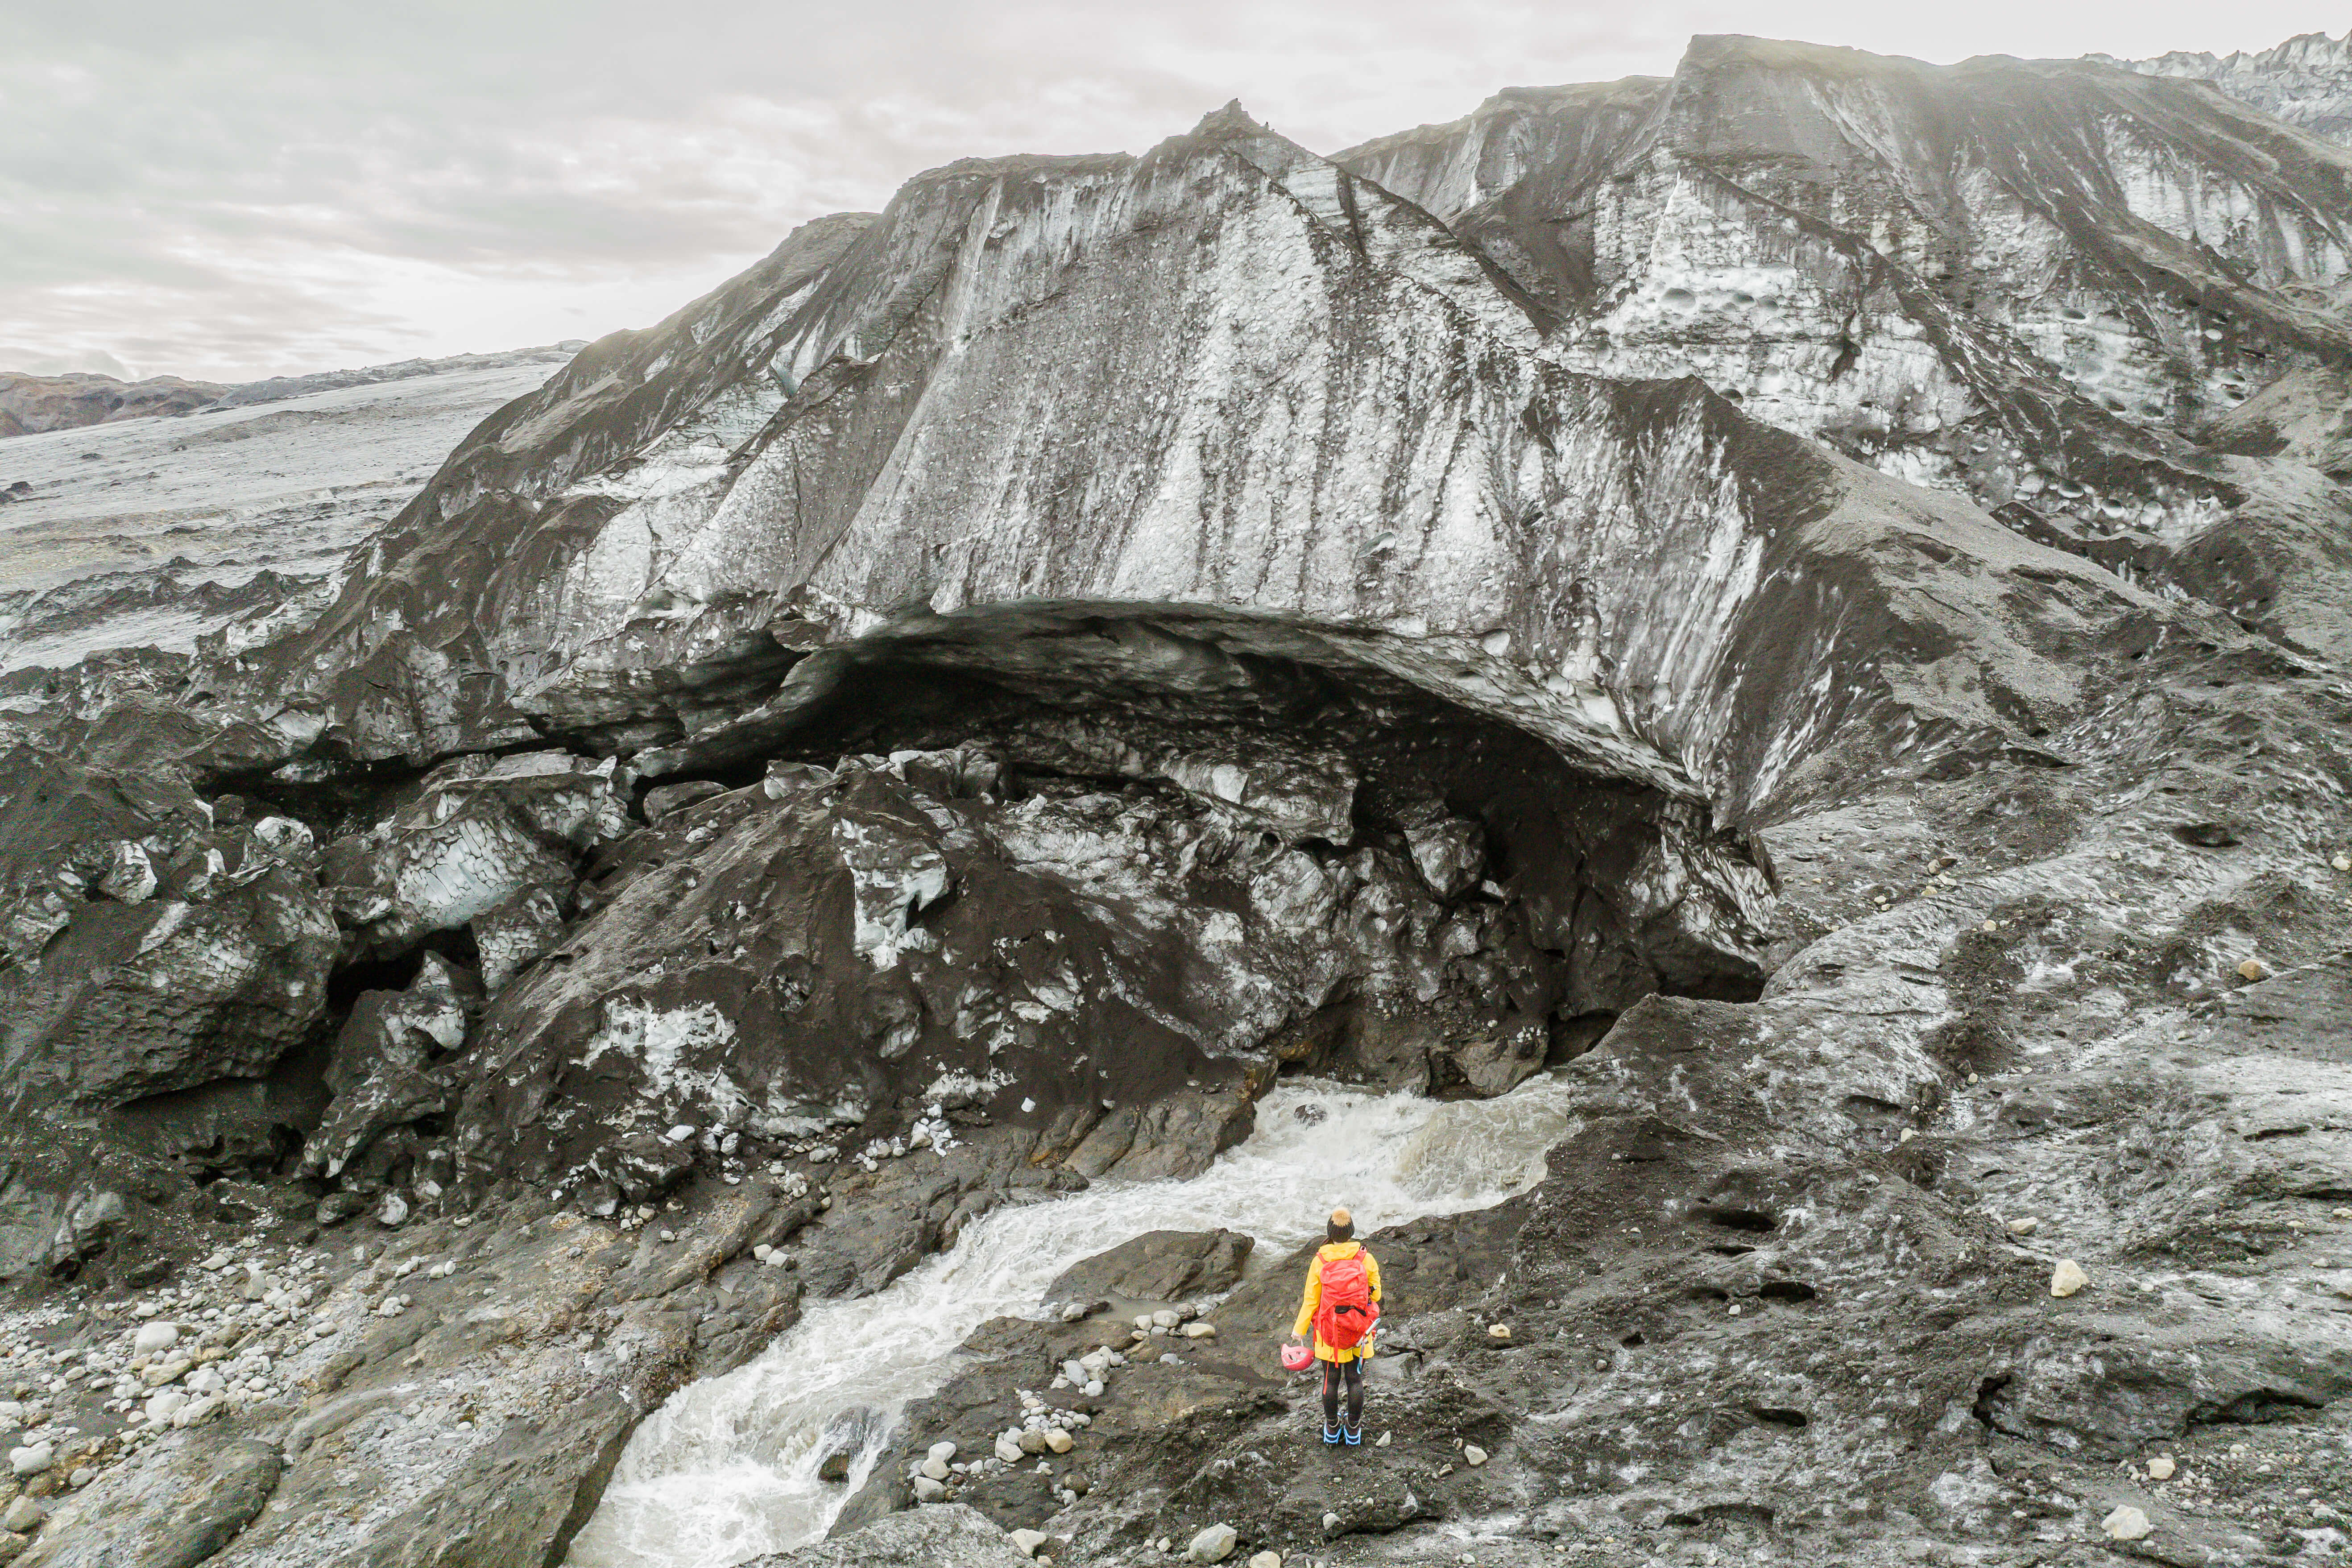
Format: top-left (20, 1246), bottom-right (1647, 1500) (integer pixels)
top-left (1288, 1206), bottom-right (1381, 1446)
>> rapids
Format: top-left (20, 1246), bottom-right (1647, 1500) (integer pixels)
top-left (563, 1072), bottom-right (1581, 1567)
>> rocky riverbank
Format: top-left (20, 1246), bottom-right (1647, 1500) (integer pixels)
top-left (746, 635), bottom-right (2352, 1567)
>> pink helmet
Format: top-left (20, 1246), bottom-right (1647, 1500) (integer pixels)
top-left (1280, 1343), bottom-right (1314, 1372)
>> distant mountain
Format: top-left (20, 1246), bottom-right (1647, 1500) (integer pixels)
top-left (2096, 28), bottom-right (2352, 146)
top-left (0, 372), bottom-right (227, 438)
top-left (0, 341), bottom-right (586, 439)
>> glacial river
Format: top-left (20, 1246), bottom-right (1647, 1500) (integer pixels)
top-left (564, 1072), bottom-right (1581, 1567)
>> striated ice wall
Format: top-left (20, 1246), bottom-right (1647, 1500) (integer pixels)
top-left (1340, 35), bottom-right (2352, 539)
top-left (234, 99), bottom-right (2170, 831)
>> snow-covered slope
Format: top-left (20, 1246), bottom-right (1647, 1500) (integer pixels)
top-left (0, 359), bottom-right (568, 672)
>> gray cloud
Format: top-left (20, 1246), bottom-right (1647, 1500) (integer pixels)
top-left (0, 0), bottom-right (2327, 380)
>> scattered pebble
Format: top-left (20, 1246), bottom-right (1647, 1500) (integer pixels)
top-left (2050, 1259), bottom-right (2089, 1298)
top-left (2147, 1453), bottom-right (2175, 1480)
top-left (2102, 1504), bottom-right (2152, 1541)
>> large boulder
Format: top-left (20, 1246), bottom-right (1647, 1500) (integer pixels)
top-left (303, 952), bottom-right (481, 1181)
top-left (320, 750), bottom-right (630, 972)
top-left (20, 1427), bottom-right (279, 1568)
top-left (1046, 1229), bottom-right (1256, 1305)
top-left (0, 746), bottom-right (336, 1108)
top-left (741, 1504), bottom-right (1034, 1568)
top-left (0, 749), bottom-right (341, 1281)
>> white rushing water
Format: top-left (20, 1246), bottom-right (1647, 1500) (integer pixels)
top-left (564, 1072), bottom-right (1582, 1568)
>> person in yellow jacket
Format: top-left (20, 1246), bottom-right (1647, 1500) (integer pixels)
top-left (1288, 1207), bottom-right (1381, 1446)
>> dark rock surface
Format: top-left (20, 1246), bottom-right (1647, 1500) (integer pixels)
top-left (0, 25), bottom-right (2344, 1568)
top-left (0, 374), bottom-right (230, 441)
top-left (17, 1427), bottom-right (280, 1568)
top-left (743, 1503), bottom-right (1033, 1567)
top-left (1046, 1230), bottom-right (1256, 1306)
top-left (0, 749), bottom-right (336, 1109)
top-left (0, 750), bottom-right (339, 1282)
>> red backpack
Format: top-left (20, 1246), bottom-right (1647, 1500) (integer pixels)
top-left (1314, 1248), bottom-right (1379, 1350)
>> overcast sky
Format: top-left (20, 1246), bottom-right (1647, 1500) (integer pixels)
top-left (0, 1), bottom-right (2334, 382)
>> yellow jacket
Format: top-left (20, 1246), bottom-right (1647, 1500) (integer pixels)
top-left (1292, 1241), bottom-right (1381, 1363)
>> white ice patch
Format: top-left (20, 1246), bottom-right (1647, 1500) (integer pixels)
top-left (578, 1000), bottom-right (750, 1124)
top-left (0, 359), bottom-right (566, 674)
top-left (922, 1069), bottom-right (1011, 1103)
top-left (832, 818), bottom-right (950, 971)
top-left (386, 817), bottom-right (546, 933)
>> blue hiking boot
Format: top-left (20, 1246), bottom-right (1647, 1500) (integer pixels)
top-left (1343, 1423), bottom-right (1363, 1446)
top-left (1322, 1423), bottom-right (1343, 1445)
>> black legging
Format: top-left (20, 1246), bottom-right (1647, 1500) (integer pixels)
top-left (1321, 1357), bottom-right (1362, 1428)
